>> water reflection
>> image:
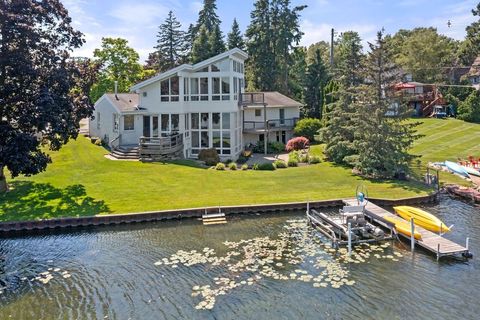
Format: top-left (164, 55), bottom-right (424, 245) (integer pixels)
top-left (0, 195), bottom-right (478, 319)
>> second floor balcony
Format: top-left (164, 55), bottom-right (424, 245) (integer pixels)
top-left (243, 118), bottom-right (299, 133)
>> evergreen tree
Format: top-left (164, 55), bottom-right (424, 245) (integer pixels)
top-left (303, 49), bottom-right (329, 118)
top-left (245, 0), bottom-right (276, 91)
top-left (227, 18), bottom-right (245, 50)
top-left (191, 25), bottom-right (211, 63)
top-left (195, 0), bottom-right (221, 33)
top-left (288, 47), bottom-right (307, 103)
top-left (190, 0), bottom-right (225, 61)
top-left (321, 32), bottom-right (363, 163)
top-left (155, 11), bottom-right (186, 72)
top-left (352, 31), bottom-right (419, 178)
top-left (271, 0), bottom-right (307, 93)
top-left (208, 24), bottom-right (226, 56)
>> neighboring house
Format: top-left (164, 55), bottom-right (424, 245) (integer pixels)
top-left (394, 81), bottom-right (446, 117)
top-left (241, 92), bottom-right (301, 145)
top-left (467, 56), bottom-right (480, 90)
top-left (89, 48), bottom-right (302, 160)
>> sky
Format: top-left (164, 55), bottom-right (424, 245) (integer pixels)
top-left (63, 0), bottom-right (479, 63)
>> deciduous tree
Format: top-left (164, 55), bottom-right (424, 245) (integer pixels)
top-left (0, 0), bottom-right (90, 192)
top-left (90, 38), bottom-right (143, 102)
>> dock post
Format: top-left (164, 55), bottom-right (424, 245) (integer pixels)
top-left (437, 243), bottom-right (440, 261)
top-left (466, 237), bottom-right (470, 251)
top-left (410, 218), bottom-right (415, 251)
top-left (306, 202), bottom-right (310, 214)
top-left (347, 222), bottom-right (352, 256)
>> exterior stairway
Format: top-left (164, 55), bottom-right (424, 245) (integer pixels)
top-left (110, 145), bottom-right (140, 160)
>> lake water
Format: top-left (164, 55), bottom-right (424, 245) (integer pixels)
top-left (0, 194), bottom-right (478, 320)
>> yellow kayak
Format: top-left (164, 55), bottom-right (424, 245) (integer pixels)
top-left (383, 216), bottom-right (422, 240)
top-left (393, 206), bottom-right (450, 233)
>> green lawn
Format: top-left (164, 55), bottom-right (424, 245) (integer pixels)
top-left (0, 118), bottom-right (477, 222)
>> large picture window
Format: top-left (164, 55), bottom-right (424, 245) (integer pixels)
top-left (160, 76), bottom-right (180, 102)
top-left (124, 115), bottom-right (134, 131)
top-left (200, 77), bottom-right (208, 101)
top-left (191, 78), bottom-right (199, 101)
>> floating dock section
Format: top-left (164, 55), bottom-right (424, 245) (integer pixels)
top-left (343, 199), bottom-right (472, 260)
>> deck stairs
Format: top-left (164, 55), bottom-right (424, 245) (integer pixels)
top-left (202, 211), bottom-right (227, 225)
top-left (110, 145), bottom-right (140, 160)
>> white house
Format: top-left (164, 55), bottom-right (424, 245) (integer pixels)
top-left (89, 48), bottom-right (302, 160)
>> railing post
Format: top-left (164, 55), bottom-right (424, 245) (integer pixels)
top-left (347, 222), bottom-right (352, 256)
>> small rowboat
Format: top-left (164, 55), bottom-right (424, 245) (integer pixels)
top-left (393, 206), bottom-right (450, 234)
top-left (445, 161), bottom-right (469, 178)
top-left (462, 165), bottom-right (480, 177)
top-left (383, 216), bottom-right (422, 240)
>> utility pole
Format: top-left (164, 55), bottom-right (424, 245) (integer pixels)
top-left (330, 28), bottom-right (334, 67)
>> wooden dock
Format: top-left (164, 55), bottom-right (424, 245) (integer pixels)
top-left (343, 199), bottom-right (471, 260)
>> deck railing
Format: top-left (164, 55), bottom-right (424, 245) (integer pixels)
top-left (243, 118), bottom-right (298, 131)
top-left (239, 93), bottom-right (265, 106)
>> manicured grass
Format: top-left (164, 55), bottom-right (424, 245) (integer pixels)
top-left (409, 118), bottom-right (480, 185)
top-left (2, 118), bottom-right (476, 222)
top-left (0, 136), bottom-right (431, 222)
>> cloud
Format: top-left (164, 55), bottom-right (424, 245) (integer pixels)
top-left (109, 2), bottom-right (170, 26)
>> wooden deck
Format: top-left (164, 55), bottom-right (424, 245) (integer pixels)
top-left (343, 199), bottom-right (471, 260)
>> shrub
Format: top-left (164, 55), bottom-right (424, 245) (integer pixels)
top-left (252, 141), bottom-right (286, 154)
top-left (309, 155), bottom-right (321, 164)
top-left (224, 159), bottom-right (233, 164)
top-left (288, 150), bottom-right (300, 162)
top-left (94, 139), bottom-right (102, 146)
top-left (252, 163), bottom-right (260, 170)
top-left (294, 118), bottom-right (322, 141)
top-left (215, 162), bottom-right (226, 170)
top-left (458, 91), bottom-right (480, 123)
top-left (199, 148), bottom-right (220, 166)
top-left (287, 158), bottom-right (298, 167)
top-left (228, 162), bottom-right (237, 170)
top-left (258, 163), bottom-right (276, 171)
top-left (237, 154), bottom-right (249, 164)
top-left (269, 141), bottom-right (285, 153)
top-left (273, 159), bottom-right (288, 168)
top-left (299, 153), bottom-right (309, 163)
top-left (241, 164), bottom-right (249, 170)
top-left (286, 137), bottom-right (309, 152)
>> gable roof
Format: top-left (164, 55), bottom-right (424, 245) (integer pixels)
top-left (245, 92), bottom-right (303, 108)
top-left (469, 56), bottom-right (480, 77)
top-left (130, 48), bottom-right (248, 91)
top-left (104, 93), bottom-right (140, 112)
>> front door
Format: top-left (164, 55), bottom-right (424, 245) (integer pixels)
top-left (143, 116), bottom-right (151, 137)
top-left (279, 108), bottom-right (285, 125)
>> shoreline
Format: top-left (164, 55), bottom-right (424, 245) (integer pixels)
top-left (0, 193), bottom-right (438, 235)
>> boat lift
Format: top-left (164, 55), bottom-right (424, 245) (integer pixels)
top-left (306, 203), bottom-right (395, 254)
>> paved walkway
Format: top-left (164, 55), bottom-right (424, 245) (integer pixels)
top-left (246, 153), bottom-right (289, 165)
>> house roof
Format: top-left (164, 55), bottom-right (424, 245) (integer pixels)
top-left (130, 48), bottom-right (248, 91)
top-left (469, 56), bottom-right (480, 77)
top-left (245, 91), bottom-right (303, 108)
top-left (105, 93), bottom-right (140, 112)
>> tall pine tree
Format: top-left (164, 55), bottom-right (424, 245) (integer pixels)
top-left (227, 18), bottom-right (245, 50)
top-left (352, 31), bottom-right (419, 178)
top-left (191, 25), bottom-right (211, 63)
top-left (303, 49), bottom-right (329, 118)
top-left (245, 0), bottom-right (275, 91)
top-left (321, 32), bottom-right (364, 164)
top-left (190, 0), bottom-right (225, 62)
top-left (155, 11), bottom-right (186, 72)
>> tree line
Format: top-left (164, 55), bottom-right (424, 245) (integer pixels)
top-left (1, 0), bottom-right (480, 191)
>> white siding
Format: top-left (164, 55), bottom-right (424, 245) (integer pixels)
top-left (89, 96), bottom-right (119, 143)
